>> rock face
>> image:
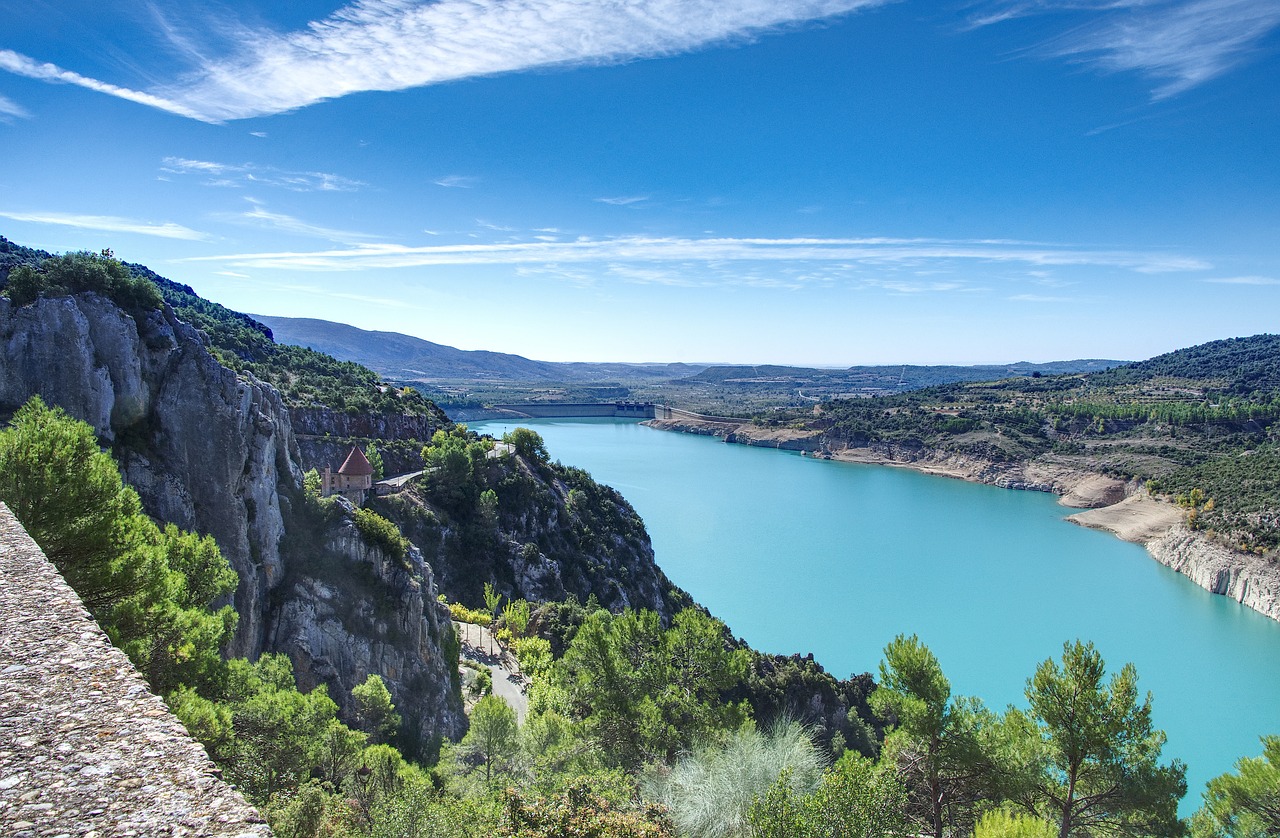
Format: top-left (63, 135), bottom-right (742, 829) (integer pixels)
top-left (291, 406), bottom-right (446, 441)
top-left (1148, 525), bottom-right (1280, 621)
top-left (0, 294), bottom-right (299, 658)
top-left (269, 498), bottom-right (465, 749)
top-left (0, 292), bottom-right (463, 746)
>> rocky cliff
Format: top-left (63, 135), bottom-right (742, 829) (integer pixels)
top-left (0, 293), bottom-right (297, 658)
top-left (1147, 525), bottom-right (1280, 621)
top-left (269, 497), bottom-right (465, 749)
top-left (0, 291), bottom-right (463, 748)
top-left (376, 453), bottom-right (686, 620)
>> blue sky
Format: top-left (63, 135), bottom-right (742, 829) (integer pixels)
top-left (1, 0), bottom-right (1277, 365)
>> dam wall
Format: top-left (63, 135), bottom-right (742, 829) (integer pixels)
top-left (492, 401), bottom-right (658, 419)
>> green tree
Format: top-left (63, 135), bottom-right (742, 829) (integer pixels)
top-left (352, 674), bottom-right (402, 745)
top-left (974, 810), bottom-right (1059, 838)
top-left (557, 608), bottom-right (748, 771)
top-left (870, 634), bottom-right (991, 837)
top-left (1007, 640), bottom-right (1186, 837)
top-left (503, 428), bottom-right (549, 463)
top-left (1190, 735), bottom-right (1280, 838)
top-left (807, 751), bottom-right (909, 838)
top-left (3, 250), bottom-right (162, 310)
top-left (0, 397), bottom-right (237, 698)
top-left (500, 777), bottom-right (673, 838)
top-left (366, 442), bottom-right (385, 480)
top-left (227, 654), bottom-right (342, 802)
top-left (461, 694), bottom-right (519, 788)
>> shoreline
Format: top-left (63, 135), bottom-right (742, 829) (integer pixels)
top-left (644, 417), bottom-right (1280, 623)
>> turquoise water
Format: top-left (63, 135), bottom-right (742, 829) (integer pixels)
top-left (472, 417), bottom-right (1280, 806)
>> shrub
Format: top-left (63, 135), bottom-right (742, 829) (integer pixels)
top-left (353, 508), bottom-right (410, 561)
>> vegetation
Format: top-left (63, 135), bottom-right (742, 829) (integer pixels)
top-left (4, 249), bottom-right (163, 312)
top-left (0, 397), bottom-right (237, 696)
top-left (1190, 736), bottom-right (1280, 838)
top-left (4, 391), bottom-right (1277, 837)
top-left (353, 507), bottom-right (410, 562)
top-left (734, 334), bottom-right (1280, 558)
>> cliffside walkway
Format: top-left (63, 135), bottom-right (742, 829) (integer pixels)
top-left (0, 503), bottom-right (270, 837)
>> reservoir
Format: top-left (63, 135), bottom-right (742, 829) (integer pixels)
top-left (472, 417), bottom-right (1280, 807)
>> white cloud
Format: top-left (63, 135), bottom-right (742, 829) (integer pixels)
top-left (1204, 275), bottom-right (1280, 285)
top-left (596, 195), bottom-right (651, 206)
top-left (215, 199), bottom-right (379, 245)
top-left (0, 93), bottom-right (29, 121)
top-left (183, 234), bottom-right (1210, 276)
top-left (160, 157), bottom-right (365, 192)
top-left (0, 210), bottom-right (208, 240)
top-left (0, 49), bottom-right (209, 120)
top-left (971, 0), bottom-right (1280, 97)
top-left (0, 1), bottom-right (888, 121)
top-left (434, 175), bottom-right (479, 188)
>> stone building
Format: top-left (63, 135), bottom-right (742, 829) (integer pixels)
top-left (322, 445), bottom-right (374, 503)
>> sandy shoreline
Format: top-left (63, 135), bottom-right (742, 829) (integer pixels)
top-left (1066, 494), bottom-right (1185, 542)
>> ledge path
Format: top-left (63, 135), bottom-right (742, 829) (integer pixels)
top-left (0, 503), bottom-right (271, 837)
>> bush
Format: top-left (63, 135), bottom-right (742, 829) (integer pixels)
top-left (353, 508), bottom-right (410, 561)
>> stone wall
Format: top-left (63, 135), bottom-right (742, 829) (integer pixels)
top-left (0, 503), bottom-right (271, 837)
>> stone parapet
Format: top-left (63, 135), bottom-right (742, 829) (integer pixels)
top-left (0, 502), bottom-right (271, 837)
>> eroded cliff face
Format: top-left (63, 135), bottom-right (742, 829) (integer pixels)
top-left (269, 498), bottom-right (466, 750)
top-left (0, 292), bottom-right (464, 744)
top-left (1148, 525), bottom-right (1280, 621)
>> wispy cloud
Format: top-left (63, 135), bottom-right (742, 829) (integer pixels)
top-left (434, 175), bottom-right (479, 188)
top-left (1009, 293), bottom-right (1076, 302)
top-left (596, 195), bottom-right (651, 206)
top-left (183, 234), bottom-right (1209, 277)
top-left (1204, 275), bottom-right (1280, 285)
top-left (0, 49), bottom-right (209, 120)
top-left (970, 0), bottom-right (1280, 97)
top-left (0, 210), bottom-right (208, 240)
top-left (0, 1), bottom-right (888, 121)
top-left (0, 93), bottom-right (29, 121)
top-left (214, 199), bottom-right (379, 245)
top-left (160, 157), bottom-right (365, 192)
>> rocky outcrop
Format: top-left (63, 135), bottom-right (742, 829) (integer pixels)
top-left (0, 292), bottom-right (464, 745)
top-left (291, 406), bottom-right (446, 441)
top-left (268, 498), bottom-right (466, 751)
top-left (1148, 525), bottom-right (1280, 621)
top-left (0, 293), bottom-right (299, 658)
top-left (378, 455), bottom-right (684, 621)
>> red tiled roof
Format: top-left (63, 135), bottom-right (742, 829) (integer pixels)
top-left (338, 446), bottom-right (374, 476)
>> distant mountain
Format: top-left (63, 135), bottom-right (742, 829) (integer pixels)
top-left (686, 360), bottom-right (1123, 390)
top-left (252, 314), bottom-right (706, 382)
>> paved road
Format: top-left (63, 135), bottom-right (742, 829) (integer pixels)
top-left (454, 620), bottom-right (529, 723)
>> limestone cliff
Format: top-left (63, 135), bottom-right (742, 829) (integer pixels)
top-left (0, 293), bottom-right (297, 657)
top-left (269, 497), bottom-right (465, 749)
top-left (0, 291), bottom-right (464, 747)
top-left (1147, 525), bottom-right (1280, 621)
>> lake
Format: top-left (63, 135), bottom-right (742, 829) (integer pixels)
top-left (471, 416), bottom-right (1280, 806)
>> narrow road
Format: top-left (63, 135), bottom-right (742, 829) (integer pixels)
top-left (453, 620), bottom-right (529, 723)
